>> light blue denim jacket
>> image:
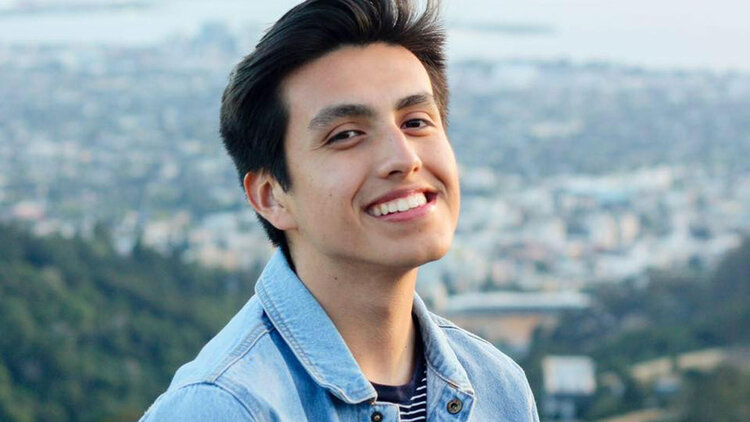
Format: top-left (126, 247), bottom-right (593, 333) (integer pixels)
top-left (140, 250), bottom-right (539, 421)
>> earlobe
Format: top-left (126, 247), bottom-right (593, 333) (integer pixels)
top-left (243, 172), bottom-right (297, 231)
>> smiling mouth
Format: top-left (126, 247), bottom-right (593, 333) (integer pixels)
top-left (367, 191), bottom-right (437, 217)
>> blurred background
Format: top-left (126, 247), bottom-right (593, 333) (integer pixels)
top-left (1, 0), bottom-right (748, 420)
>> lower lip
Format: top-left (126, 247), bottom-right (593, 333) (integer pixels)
top-left (370, 197), bottom-right (437, 222)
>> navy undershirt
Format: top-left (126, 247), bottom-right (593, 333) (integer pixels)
top-left (370, 320), bottom-right (428, 421)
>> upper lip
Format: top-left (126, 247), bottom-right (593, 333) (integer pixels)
top-left (365, 186), bottom-right (435, 209)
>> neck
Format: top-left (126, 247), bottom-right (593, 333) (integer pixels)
top-left (292, 251), bottom-right (419, 386)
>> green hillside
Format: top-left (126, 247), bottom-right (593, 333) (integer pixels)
top-left (0, 224), bottom-right (257, 421)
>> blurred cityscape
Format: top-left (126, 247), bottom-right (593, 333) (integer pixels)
top-left (1, 3), bottom-right (749, 421)
top-left (3, 23), bottom-right (748, 289)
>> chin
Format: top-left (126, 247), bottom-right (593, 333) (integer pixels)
top-left (385, 235), bottom-right (454, 269)
top-left (420, 243), bottom-right (452, 266)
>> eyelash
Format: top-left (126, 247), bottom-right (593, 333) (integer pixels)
top-left (327, 129), bottom-right (362, 144)
top-left (403, 118), bottom-right (429, 129)
top-left (326, 118), bottom-right (431, 144)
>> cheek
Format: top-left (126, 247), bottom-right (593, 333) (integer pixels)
top-left (425, 143), bottom-right (460, 217)
top-left (425, 143), bottom-right (458, 182)
top-left (296, 165), bottom-right (360, 215)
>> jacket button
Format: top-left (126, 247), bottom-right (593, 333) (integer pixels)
top-left (447, 398), bottom-right (463, 414)
top-left (371, 411), bottom-right (383, 422)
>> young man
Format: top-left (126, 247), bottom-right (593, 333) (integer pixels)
top-left (141, 0), bottom-right (539, 420)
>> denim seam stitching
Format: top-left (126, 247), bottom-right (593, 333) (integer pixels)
top-left (257, 279), bottom-right (320, 376)
top-left (208, 323), bottom-right (270, 383)
top-left (424, 358), bottom-right (474, 395)
top-left (179, 382), bottom-right (258, 422)
top-left (438, 324), bottom-right (494, 347)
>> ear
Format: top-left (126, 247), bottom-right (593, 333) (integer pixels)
top-left (243, 171), bottom-right (297, 231)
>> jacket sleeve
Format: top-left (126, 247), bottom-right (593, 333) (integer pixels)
top-left (526, 376), bottom-right (541, 422)
top-left (140, 382), bottom-right (256, 422)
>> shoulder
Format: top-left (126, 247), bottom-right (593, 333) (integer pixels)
top-left (143, 296), bottom-right (280, 420)
top-left (429, 311), bottom-right (526, 375)
top-left (428, 312), bottom-right (539, 419)
top-left (140, 382), bottom-right (256, 422)
top-left (168, 296), bottom-right (273, 388)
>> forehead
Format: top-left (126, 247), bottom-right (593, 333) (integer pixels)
top-left (281, 43), bottom-right (434, 123)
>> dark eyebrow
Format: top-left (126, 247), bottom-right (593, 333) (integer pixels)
top-left (396, 92), bottom-right (435, 110)
top-left (308, 104), bottom-right (375, 130)
top-left (307, 92), bottom-right (436, 131)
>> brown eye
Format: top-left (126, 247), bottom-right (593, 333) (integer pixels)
top-left (403, 119), bottom-right (428, 129)
top-left (327, 129), bottom-right (363, 144)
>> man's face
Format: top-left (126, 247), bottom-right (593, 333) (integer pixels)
top-left (278, 43), bottom-right (460, 272)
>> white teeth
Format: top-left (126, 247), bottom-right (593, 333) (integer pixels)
top-left (369, 192), bottom-right (429, 217)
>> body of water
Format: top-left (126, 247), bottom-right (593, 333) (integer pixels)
top-left (0, 0), bottom-right (748, 72)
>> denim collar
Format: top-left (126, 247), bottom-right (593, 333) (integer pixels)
top-left (255, 250), bottom-right (474, 404)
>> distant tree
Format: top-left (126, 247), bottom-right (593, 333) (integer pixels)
top-left (0, 224), bottom-right (258, 421)
top-left (677, 366), bottom-right (750, 422)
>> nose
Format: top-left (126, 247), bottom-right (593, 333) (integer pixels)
top-left (375, 125), bottom-right (422, 178)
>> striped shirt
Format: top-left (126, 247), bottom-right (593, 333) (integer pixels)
top-left (372, 362), bottom-right (427, 421)
top-left (371, 325), bottom-right (427, 421)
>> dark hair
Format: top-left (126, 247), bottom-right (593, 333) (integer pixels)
top-left (220, 0), bottom-right (447, 264)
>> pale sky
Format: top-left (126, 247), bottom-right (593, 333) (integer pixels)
top-left (1, 0), bottom-right (748, 71)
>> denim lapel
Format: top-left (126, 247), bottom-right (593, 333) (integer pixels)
top-left (255, 250), bottom-right (376, 404)
top-left (412, 293), bottom-right (475, 395)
